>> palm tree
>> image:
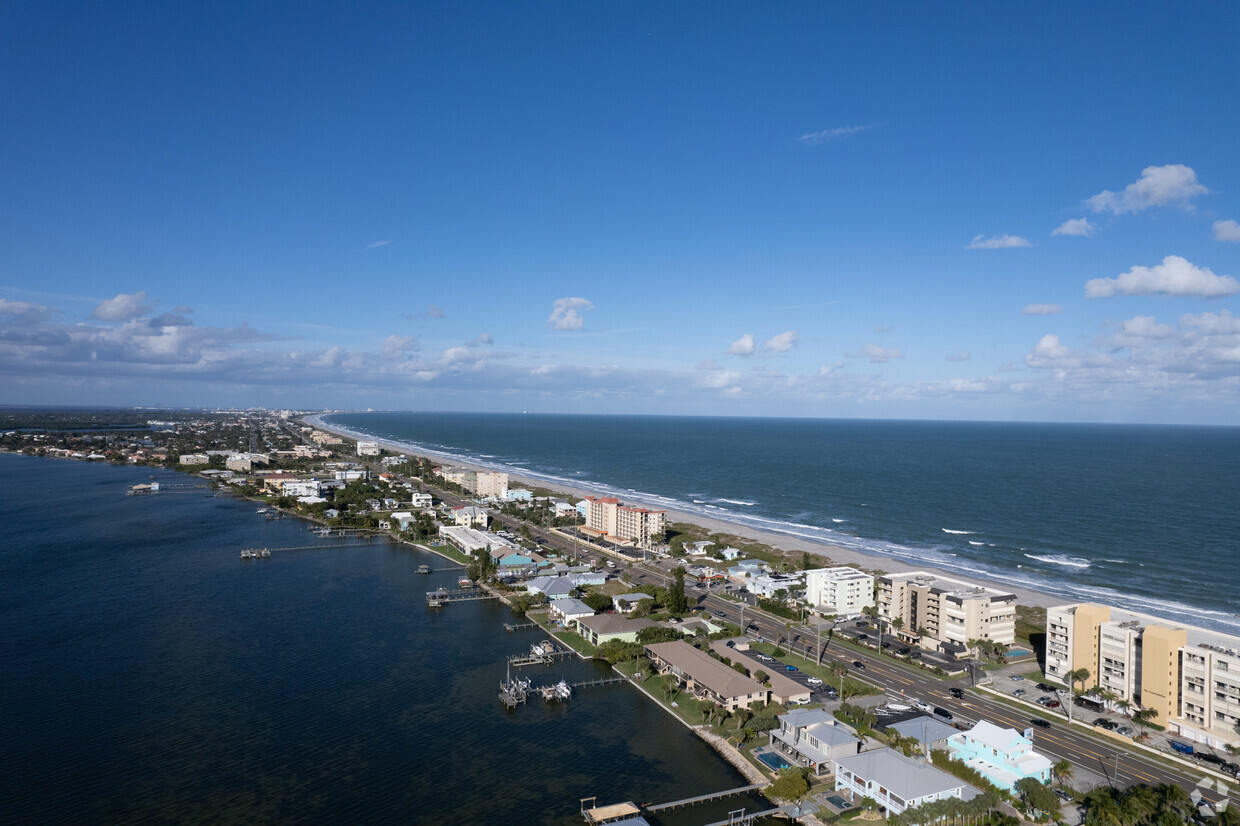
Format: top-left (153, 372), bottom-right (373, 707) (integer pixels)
top-left (1123, 785), bottom-right (1159, 825)
top-left (1084, 789), bottom-right (1124, 826)
top-left (1053, 758), bottom-right (1074, 789)
top-left (1132, 706), bottom-right (1159, 726)
top-left (1068, 667), bottom-right (1092, 693)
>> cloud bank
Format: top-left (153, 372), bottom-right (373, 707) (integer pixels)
top-left (1086, 164), bottom-right (1209, 214)
top-left (1085, 255), bottom-right (1237, 299)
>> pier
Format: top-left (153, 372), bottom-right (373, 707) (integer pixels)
top-left (427, 588), bottom-right (499, 607)
top-left (581, 783), bottom-right (769, 823)
top-left (502, 675), bottom-right (625, 709)
top-left (505, 621), bottom-right (538, 632)
top-left (508, 641), bottom-right (576, 668)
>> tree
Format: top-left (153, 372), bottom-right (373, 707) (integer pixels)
top-left (581, 592), bottom-right (613, 612)
top-left (1015, 777), bottom-right (1060, 819)
top-left (1132, 706), bottom-right (1159, 726)
top-left (1052, 759), bottom-right (1073, 788)
top-left (754, 669), bottom-right (769, 684)
top-left (767, 767), bottom-right (810, 801)
top-left (669, 566), bottom-right (689, 614)
top-left (1068, 667), bottom-right (1092, 693)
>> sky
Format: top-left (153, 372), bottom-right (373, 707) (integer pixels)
top-left (2, 1), bottom-right (1239, 424)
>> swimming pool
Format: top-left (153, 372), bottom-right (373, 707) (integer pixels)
top-left (756, 751), bottom-right (791, 771)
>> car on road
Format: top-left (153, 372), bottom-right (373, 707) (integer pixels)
top-left (807, 677), bottom-right (822, 685)
top-left (715, 611), bottom-right (726, 618)
top-left (785, 665), bottom-right (798, 672)
top-left (852, 661), bottom-right (866, 670)
top-left (1031, 718), bottom-right (1052, 729)
top-left (949, 687), bottom-right (965, 698)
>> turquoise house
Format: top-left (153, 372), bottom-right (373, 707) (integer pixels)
top-left (946, 720), bottom-right (1052, 792)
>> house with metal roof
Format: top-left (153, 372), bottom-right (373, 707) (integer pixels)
top-left (549, 598), bottom-right (595, 626)
top-left (834, 748), bottom-right (980, 815)
top-left (946, 720), bottom-right (1052, 792)
top-left (881, 715), bottom-right (961, 754)
top-left (770, 708), bottom-right (860, 778)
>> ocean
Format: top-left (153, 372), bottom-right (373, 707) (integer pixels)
top-left (0, 453), bottom-right (765, 824)
top-left (327, 412), bottom-right (1240, 635)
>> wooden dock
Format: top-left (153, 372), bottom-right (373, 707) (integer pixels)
top-left (581, 784), bottom-right (768, 823)
top-left (505, 621), bottom-right (538, 632)
top-left (508, 649), bottom-right (576, 667)
top-left (427, 588), bottom-right (500, 607)
top-left (644, 783), bottom-right (768, 813)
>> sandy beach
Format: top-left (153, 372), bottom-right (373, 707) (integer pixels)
top-left (306, 415), bottom-right (1059, 610)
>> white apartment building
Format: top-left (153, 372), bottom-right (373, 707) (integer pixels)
top-left (179, 453), bottom-right (210, 465)
top-left (356, 441), bottom-right (380, 456)
top-left (409, 492), bottom-right (433, 509)
top-left (805, 567), bottom-right (874, 617)
top-left (877, 571), bottom-right (1016, 655)
top-left (1046, 602), bottom-right (1240, 749)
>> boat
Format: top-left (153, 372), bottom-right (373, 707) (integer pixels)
top-left (418, 565), bottom-right (431, 574)
top-left (458, 577), bottom-right (473, 588)
top-left (260, 548), bottom-right (271, 558)
top-left (256, 508), bottom-right (268, 514)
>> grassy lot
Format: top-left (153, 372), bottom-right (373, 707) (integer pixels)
top-left (423, 542), bottom-right (471, 564)
top-left (637, 672), bottom-right (717, 726)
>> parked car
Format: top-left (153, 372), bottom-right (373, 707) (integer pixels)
top-left (1013, 688), bottom-right (1027, 696)
top-left (909, 651), bottom-right (921, 659)
top-left (1036, 682), bottom-right (1056, 692)
top-left (1196, 752), bottom-right (1226, 766)
top-left (933, 707), bottom-right (954, 721)
top-left (807, 677), bottom-right (822, 685)
top-left (724, 639), bottom-right (734, 647)
top-left (898, 647), bottom-right (911, 655)
top-left (785, 665), bottom-right (798, 672)
top-left (1009, 675), bottom-right (1025, 681)
top-left (1044, 700), bottom-right (1060, 708)
top-left (881, 642), bottom-right (892, 648)
top-left (913, 700), bottom-right (932, 712)
top-left (1117, 726), bottom-right (1133, 736)
top-left (857, 633), bottom-right (869, 641)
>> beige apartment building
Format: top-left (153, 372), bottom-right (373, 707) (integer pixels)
top-left (472, 471), bottom-right (508, 499)
top-left (804, 567), bottom-right (875, 617)
top-left (584, 496), bottom-right (666, 547)
top-left (877, 571), bottom-right (1016, 655)
top-left (1046, 603), bottom-right (1240, 749)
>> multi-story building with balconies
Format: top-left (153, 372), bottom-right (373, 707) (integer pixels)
top-left (877, 571), bottom-right (1016, 656)
top-left (804, 567), bottom-right (874, 617)
top-left (1045, 602), bottom-right (1240, 750)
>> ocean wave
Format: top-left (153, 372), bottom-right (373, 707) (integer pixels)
top-left (832, 518), bottom-right (846, 523)
top-left (942, 528), bottom-right (974, 535)
top-left (968, 541), bottom-right (984, 546)
top-left (1024, 553), bottom-right (1091, 569)
top-left (717, 498), bottom-right (757, 507)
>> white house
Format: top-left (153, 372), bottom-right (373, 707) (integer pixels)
top-left (835, 748), bottom-right (980, 816)
top-left (549, 598), bottom-right (596, 625)
top-left (946, 721), bottom-right (1053, 792)
top-left (685, 541), bottom-right (714, 557)
top-left (452, 506), bottom-right (489, 529)
top-left (748, 573), bottom-right (804, 599)
top-left (613, 593), bottom-right (653, 613)
top-left (409, 492), bottom-right (433, 508)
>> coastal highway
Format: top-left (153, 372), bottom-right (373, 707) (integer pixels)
top-left (390, 479), bottom-right (1232, 804)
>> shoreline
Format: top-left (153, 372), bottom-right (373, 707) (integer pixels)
top-left (306, 414), bottom-right (1062, 610)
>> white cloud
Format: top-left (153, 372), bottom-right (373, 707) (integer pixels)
top-left (850, 343), bottom-right (904, 363)
top-left (1052, 218), bottom-right (1096, 237)
top-left (1180, 309), bottom-right (1240, 335)
top-left (365, 240), bottom-right (392, 249)
top-left (91, 291), bottom-right (154, 322)
top-left (0, 298), bottom-right (55, 324)
top-left (763, 331), bottom-right (798, 352)
top-left (547, 297), bottom-right (593, 331)
top-left (475, 333), bottom-right (494, 345)
top-left (1085, 255), bottom-right (1238, 299)
top-left (818, 360), bottom-right (845, 377)
top-left (1025, 334), bottom-right (1076, 369)
top-left (1022, 304), bottom-right (1064, 316)
top-left (946, 351), bottom-right (971, 362)
top-left (727, 333), bottom-right (756, 356)
top-left (967, 234), bottom-right (1031, 249)
top-left (381, 335), bottom-right (415, 358)
top-left (798, 124), bottom-right (874, 145)
top-left (1214, 219), bottom-right (1240, 242)
top-left (1117, 315), bottom-right (1173, 340)
top-left (1086, 164), bottom-right (1209, 214)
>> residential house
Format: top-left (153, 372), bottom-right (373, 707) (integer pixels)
top-left (880, 716), bottom-right (959, 755)
top-left (613, 593), bottom-right (653, 613)
top-left (835, 748), bottom-right (980, 816)
top-left (719, 547), bottom-right (743, 561)
top-left (946, 721), bottom-right (1053, 792)
top-left (506, 488), bottom-right (533, 502)
top-left (452, 506), bottom-right (490, 529)
top-left (526, 576), bottom-right (577, 601)
top-left (769, 708), bottom-right (860, 778)
top-left (685, 541), bottom-right (714, 557)
top-left (644, 640), bottom-right (770, 712)
top-left (391, 511), bottom-right (418, 530)
top-left (409, 492), bottom-right (433, 508)
top-left (576, 615), bottom-right (655, 647)
top-left (356, 441), bottom-right (380, 456)
top-left (748, 573), bottom-right (803, 599)
top-left (549, 598), bottom-right (596, 626)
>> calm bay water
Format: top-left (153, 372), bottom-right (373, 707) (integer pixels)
top-left (328, 413), bottom-right (1240, 634)
top-left (0, 453), bottom-right (762, 824)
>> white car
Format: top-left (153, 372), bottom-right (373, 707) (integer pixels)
top-left (913, 700), bottom-right (932, 712)
top-left (807, 677), bottom-right (823, 685)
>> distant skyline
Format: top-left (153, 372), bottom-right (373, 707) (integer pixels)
top-left (2, 2), bottom-right (1238, 425)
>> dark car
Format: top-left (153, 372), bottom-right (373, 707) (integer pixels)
top-left (898, 647), bottom-right (911, 655)
top-left (1044, 700), bottom-right (1060, 708)
top-left (1031, 718), bottom-right (1052, 729)
top-left (909, 651), bottom-right (922, 659)
top-left (1196, 752), bottom-right (1226, 766)
top-left (725, 640), bottom-right (735, 648)
top-left (857, 633), bottom-right (869, 640)
top-left (933, 707), bottom-right (953, 721)
top-left (852, 660), bottom-right (866, 670)
top-left (949, 687), bottom-right (965, 698)
top-left (1036, 682), bottom-right (1056, 692)
top-left (881, 642), bottom-right (891, 648)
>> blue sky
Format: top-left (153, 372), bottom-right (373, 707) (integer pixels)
top-left (2, 1), bottom-right (1238, 423)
